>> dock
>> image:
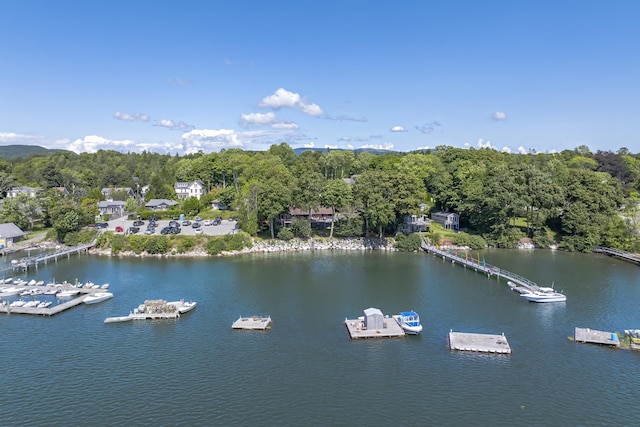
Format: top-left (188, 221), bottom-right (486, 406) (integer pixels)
top-left (1, 242), bottom-right (96, 274)
top-left (421, 242), bottom-right (542, 294)
top-left (448, 330), bottom-right (512, 354)
top-left (593, 247), bottom-right (640, 266)
top-left (574, 327), bottom-right (620, 347)
top-left (344, 317), bottom-right (405, 339)
top-left (231, 315), bottom-right (272, 330)
top-left (0, 285), bottom-right (106, 316)
top-left (104, 299), bottom-right (181, 323)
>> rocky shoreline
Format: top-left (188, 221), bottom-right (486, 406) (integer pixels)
top-left (88, 237), bottom-right (398, 258)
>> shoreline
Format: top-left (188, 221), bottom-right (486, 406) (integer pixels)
top-left (88, 237), bottom-right (400, 258)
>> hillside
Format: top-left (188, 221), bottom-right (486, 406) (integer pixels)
top-left (0, 144), bottom-right (71, 159)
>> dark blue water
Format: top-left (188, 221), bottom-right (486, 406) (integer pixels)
top-left (1, 250), bottom-right (638, 426)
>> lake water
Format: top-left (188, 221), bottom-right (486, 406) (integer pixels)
top-left (1, 249), bottom-right (638, 426)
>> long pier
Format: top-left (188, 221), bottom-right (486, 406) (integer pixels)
top-left (0, 285), bottom-right (103, 316)
top-left (2, 242), bottom-right (96, 274)
top-left (593, 247), bottom-right (640, 265)
top-left (420, 242), bottom-right (541, 293)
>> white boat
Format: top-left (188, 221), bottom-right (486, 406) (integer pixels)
top-left (37, 301), bottom-right (52, 308)
top-left (521, 287), bottom-right (566, 303)
top-left (104, 316), bottom-right (133, 324)
top-left (167, 300), bottom-right (197, 314)
top-left (36, 280), bottom-right (45, 286)
top-left (10, 300), bottom-right (26, 307)
top-left (393, 310), bottom-right (423, 334)
top-left (100, 283), bottom-right (110, 289)
top-left (24, 300), bottom-right (40, 308)
top-left (27, 279), bottom-right (36, 286)
top-left (91, 284), bottom-right (100, 289)
top-left (83, 292), bottom-right (114, 305)
top-left (0, 287), bottom-right (25, 297)
top-left (44, 288), bottom-right (59, 295)
top-left (56, 290), bottom-right (80, 298)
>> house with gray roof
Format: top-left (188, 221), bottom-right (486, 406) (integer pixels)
top-left (97, 200), bottom-right (126, 217)
top-left (145, 199), bottom-right (179, 211)
top-left (7, 186), bottom-right (39, 198)
top-left (0, 222), bottom-right (26, 248)
top-left (101, 187), bottom-right (135, 199)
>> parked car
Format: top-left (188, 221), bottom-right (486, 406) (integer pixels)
top-left (115, 226), bottom-right (124, 232)
top-left (169, 220), bottom-right (179, 227)
top-left (133, 220), bottom-right (144, 226)
top-left (203, 219), bottom-right (212, 226)
top-left (96, 222), bottom-right (109, 229)
top-left (128, 226), bottom-right (140, 234)
top-left (182, 220), bottom-right (191, 226)
top-left (212, 218), bottom-right (221, 226)
top-left (192, 222), bottom-right (201, 229)
top-left (194, 227), bottom-right (203, 234)
top-left (144, 228), bottom-right (154, 235)
top-left (160, 226), bottom-right (172, 235)
top-left (195, 216), bottom-right (203, 221)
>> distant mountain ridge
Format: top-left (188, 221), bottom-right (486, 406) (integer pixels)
top-left (0, 145), bottom-right (71, 159)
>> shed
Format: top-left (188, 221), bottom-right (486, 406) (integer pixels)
top-left (363, 307), bottom-right (384, 330)
top-left (0, 222), bottom-right (26, 248)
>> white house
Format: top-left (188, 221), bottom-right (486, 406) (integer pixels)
top-left (431, 211), bottom-right (460, 231)
top-left (7, 186), bottom-right (39, 198)
top-left (174, 180), bottom-right (205, 200)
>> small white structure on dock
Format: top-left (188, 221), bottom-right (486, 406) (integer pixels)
top-left (232, 315), bottom-right (272, 330)
top-left (574, 327), bottom-right (620, 347)
top-left (448, 330), bottom-right (512, 354)
top-left (345, 308), bottom-right (405, 339)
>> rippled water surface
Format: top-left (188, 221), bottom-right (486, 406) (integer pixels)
top-left (1, 250), bottom-right (638, 426)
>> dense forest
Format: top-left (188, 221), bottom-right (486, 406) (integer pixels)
top-left (0, 143), bottom-right (638, 252)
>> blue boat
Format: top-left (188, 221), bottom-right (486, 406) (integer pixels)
top-left (394, 310), bottom-right (423, 335)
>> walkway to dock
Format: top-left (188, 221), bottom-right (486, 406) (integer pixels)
top-left (420, 242), bottom-right (541, 293)
top-left (593, 247), bottom-right (640, 265)
top-left (2, 241), bottom-right (96, 274)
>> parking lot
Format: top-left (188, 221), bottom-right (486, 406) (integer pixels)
top-left (106, 218), bottom-right (239, 236)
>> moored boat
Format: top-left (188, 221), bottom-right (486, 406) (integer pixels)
top-left (167, 300), bottom-right (197, 314)
top-left (393, 310), bottom-right (423, 334)
top-left (104, 315), bottom-right (133, 324)
top-left (56, 290), bottom-right (80, 298)
top-left (521, 287), bottom-right (566, 303)
top-left (83, 292), bottom-right (114, 305)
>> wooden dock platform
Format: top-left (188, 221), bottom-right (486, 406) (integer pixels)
top-left (593, 247), bottom-right (640, 266)
top-left (344, 317), bottom-right (405, 339)
top-left (232, 316), bottom-right (272, 330)
top-left (574, 327), bottom-right (620, 347)
top-left (448, 330), bottom-right (512, 354)
top-left (421, 242), bottom-right (543, 294)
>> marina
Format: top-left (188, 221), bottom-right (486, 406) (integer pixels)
top-left (448, 330), bottom-right (512, 354)
top-left (231, 315), bottom-right (272, 330)
top-left (574, 327), bottom-right (620, 347)
top-left (344, 307), bottom-right (405, 339)
top-left (0, 282), bottom-right (112, 316)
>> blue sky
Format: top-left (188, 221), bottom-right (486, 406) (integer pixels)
top-left (2, 1), bottom-right (639, 155)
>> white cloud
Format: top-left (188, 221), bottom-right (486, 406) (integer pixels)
top-left (0, 132), bottom-right (42, 144)
top-left (338, 137), bottom-right (352, 142)
top-left (240, 112), bottom-right (276, 126)
top-left (346, 144), bottom-right (354, 149)
top-left (153, 119), bottom-right (194, 131)
top-left (547, 149), bottom-right (558, 154)
top-left (114, 112), bottom-right (150, 122)
top-left (324, 144), bottom-right (338, 149)
top-left (416, 145), bottom-right (431, 150)
top-left (270, 121), bottom-right (299, 130)
top-left (391, 125), bottom-right (407, 132)
top-left (67, 135), bottom-right (139, 154)
top-left (415, 121), bottom-right (442, 134)
top-left (359, 142), bottom-right (394, 150)
top-left (492, 111), bottom-right (507, 121)
top-left (501, 146), bottom-right (511, 153)
top-left (259, 88), bottom-right (324, 116)
top-left (304, 142), bottom-right (315, 148)
top-left (517, 146), bottom-right (527, 154)
top-left (181, 129), bottom-right (243, 153)
top-left (475, 138), bottom-right (497, 149)
top-left (165, 78), bottom-right (192, 86)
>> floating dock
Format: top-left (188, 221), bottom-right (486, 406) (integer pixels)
top-left (344, 318), bottom-right (405, 339)
top-left (232, 315), bottom-right (272, 330)
top-left (574, 327), bottom-right (620, 347)
top-left (104, 299), bottom-right (181, 323)
top-left (448, 330), bottom-right (512, 354)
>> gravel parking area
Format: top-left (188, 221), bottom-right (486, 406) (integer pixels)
top-left (107, 219), bottom-right (239, 236)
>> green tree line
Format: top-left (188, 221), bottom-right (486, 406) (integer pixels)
top-left (1, 143), bottom-right (638, 252)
